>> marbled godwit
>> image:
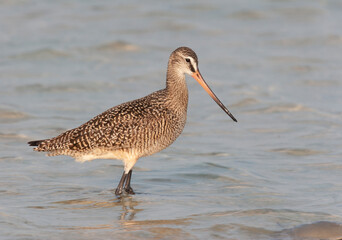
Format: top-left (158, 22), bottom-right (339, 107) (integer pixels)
top-left (28, 47), bottom-right (237, 195)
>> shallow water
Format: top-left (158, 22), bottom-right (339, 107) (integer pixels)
top-left (1, 0), bottom-right (342, 239)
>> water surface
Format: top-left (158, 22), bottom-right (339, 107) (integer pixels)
top-left (1, 0), bottom-right (342, 239)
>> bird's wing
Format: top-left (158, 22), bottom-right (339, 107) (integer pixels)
top-left (36, 92), bottom-right (167, 153)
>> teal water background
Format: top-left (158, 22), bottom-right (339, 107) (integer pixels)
top-left (1, 1), bottom-right (342, 239)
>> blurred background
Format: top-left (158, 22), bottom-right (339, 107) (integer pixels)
top-left (1, 0), bottom-right (342, 239)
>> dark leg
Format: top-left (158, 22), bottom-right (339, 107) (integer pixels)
top-left (115, 171), bottom-right (127, 195)
top-left (124, 170), bottom-right (135, 195)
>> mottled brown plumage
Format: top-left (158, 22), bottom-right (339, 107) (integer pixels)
top-left (28, 46), bottom-right (237, 195)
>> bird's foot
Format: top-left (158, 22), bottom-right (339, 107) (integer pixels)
top-left (124, 187), bottom-right (135, 195)
top-left (115, 187), bottom-right (123, 195)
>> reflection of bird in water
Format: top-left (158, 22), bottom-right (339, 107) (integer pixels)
top-left (118, 196), bottom-right (138, 221)
top-left (28, 47), bottom-right (237, 195)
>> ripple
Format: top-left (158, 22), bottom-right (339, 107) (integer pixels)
top-left (230, 98), bottom-right (259, 108)
top-left (194, 152), bottom-right (231, 157)
top-left (250, 128), bottom-right (288, 134)
top-left (326, 34), bottom-right (342, 46)
top-left (204, 162), bottom-right (231, 169)
top-left (123, 218), bottom-right (191, 227)
top-left (269, 56), bottom-right (323, 64)
top-left (0, 189), bottom-right (22, 196)
top-left (270, 148), bottom-right (325, 156)
top-left (51, 198), bottom-right (124, 209)
top-left (272, 37), bottom-right (319, 47)
top-left (10, 48), bottom-right (70, 60)
top-left (214, 221), bottom-right (342, 240)
top-left (0, 133), bottom-right (28, 141)
top-left (15, 82), bottom-right (116, 93)
top-left (300, 79), bottom-right (341, 87)
top-left (177, 173), bottom-right (239, 183)
top-left (0, 108), bottom-right (30, 123)
top-left (230, 10), bottom-right (267, 20)
top-left (96, 41), bottom-right (140, 52)
top-left (272, 34), bottom-right (342, 48)
top-left (0, 156), bottom-right (23, 161)
top-left (59, 224), bottom-right (114, 230)
top-left (191, 208), bottom-right (335, 221)
top-left (273, 7), bottom-right (323, 20)
top-left (305, 162), bottom-right (342, 170)
top-left (246, 103), bottom-right (311, 114)
top-left (145, 178), bottom-right (184, 183)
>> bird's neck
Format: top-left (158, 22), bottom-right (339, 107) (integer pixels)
top-left (165, 66), bottom-right (189, 110)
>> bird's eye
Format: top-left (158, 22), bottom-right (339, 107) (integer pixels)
top-left (185, 58), bottom-right (190, 63)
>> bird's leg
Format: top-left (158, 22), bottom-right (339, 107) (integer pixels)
top-left (115, 171), bottom-right (127, 195)
top-left (124, 170), bottom-right (135, 195)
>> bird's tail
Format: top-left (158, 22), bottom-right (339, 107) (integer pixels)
top-left (28, 140), bottom-right (46, 146)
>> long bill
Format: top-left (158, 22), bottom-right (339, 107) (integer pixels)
top-left (192, 70), bottom-right (237, 122)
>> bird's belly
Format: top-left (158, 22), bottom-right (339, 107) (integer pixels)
top-left (74, 148), bottom-right (136, 163)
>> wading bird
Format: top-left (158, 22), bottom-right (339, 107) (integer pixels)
top-left (28, 47), bottom-right (237, 195)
